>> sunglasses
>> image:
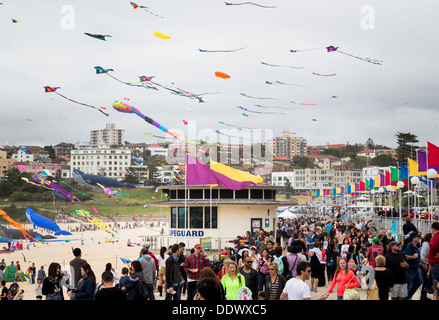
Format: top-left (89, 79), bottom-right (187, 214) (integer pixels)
top-left (268, 268), bottom-right (275, 271)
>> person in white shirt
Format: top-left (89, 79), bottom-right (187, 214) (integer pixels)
top-left (280, 261), bottom-right (328, 300)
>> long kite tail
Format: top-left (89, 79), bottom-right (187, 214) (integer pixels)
top-left (54, 92), bottom-right (109, 116)
top-left (225, 2), bottom-right (277, 8)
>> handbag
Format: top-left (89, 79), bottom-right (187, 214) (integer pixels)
top-left (46, 291), bottom-right (62, 300)
top-left (366, 280), bottom-right (380, 300)
top-left (343, 275), bottom-right (360, 300)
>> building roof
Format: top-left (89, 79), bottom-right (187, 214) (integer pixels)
top-left (306, 154), bottom-right (339, 160)
top-left (358, 149), bottom-right (375, 154)
top-left (148, 199), bottom-right (297, 207)
top-left (273, 156), bottom-right (291, 161)
top-left (326, 144), bottom-right (346, 149)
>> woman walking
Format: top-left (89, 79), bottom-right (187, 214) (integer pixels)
top-left (264, 262), bottom-right (286, 300)
top-left (325, 258), bottom-right (360, 300)
top-left (221, 260), bottom-right (246, 300)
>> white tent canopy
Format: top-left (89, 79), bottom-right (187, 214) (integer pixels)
top-left (277, 210), bottom-right (298, 219)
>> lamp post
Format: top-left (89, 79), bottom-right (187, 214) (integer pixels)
top-left (411, 176), bottom-right (420, 219)
top-left (379, 187), bottom-right (384, 208)
top-left (387, 185), bottom-right (394, 210)
top-left (397, 181), bottom-right (405, 237)
top-left (427, 168), bottom-right (437, 223)
top-left (371, 189), bottom-right (376, 216)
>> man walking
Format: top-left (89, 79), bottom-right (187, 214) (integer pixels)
top-left (402, 233), bottom-right (423, 300)
top-left (139, 248), bottom-right (157, 300)
top-left (165, 244), bottom-right (183, 300)
top-left (183, 244), bottom-right (211, 300)
top-left (239, 256), bottom-right (258, 299)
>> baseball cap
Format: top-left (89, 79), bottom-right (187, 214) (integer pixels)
top-left (389, 241), bottom-right (401, 247)
top-left (372, 237), bottom-right (379, 243)
top-left (140, 248), bottom-right (148, 254)
top-left (143, 243), bottom-right (150, 249)
top-left (194, 244), bottom-right (201, 249)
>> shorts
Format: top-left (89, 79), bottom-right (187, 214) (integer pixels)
top-left (389, 283), bottom-right (407, 298)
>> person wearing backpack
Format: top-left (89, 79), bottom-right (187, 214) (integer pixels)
top-left (272, 246), bottom-right (285, 275)
top-left (282, 245), bottom-right (302, 280)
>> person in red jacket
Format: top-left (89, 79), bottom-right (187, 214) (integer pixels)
top-left (325, 258), bottom-right (360, 300)
top-left (428, 222), bottom-right (439, 300)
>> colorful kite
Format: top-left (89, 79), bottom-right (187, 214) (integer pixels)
top-left (265, 81), bottom-right (312, 91)
top-left (261, 62), bottom-right (304, 69)
top-left (182, 120), bottom-right (188, 125)
top-left (0, 210), bottom-right (40, 242)
top-left (291, 101), bottom-right (317, 106)
top-left (144, 132), bottom-right (167, 139)
top-left (130, 1), bottom-right (164, 18)
top-left (237, 106), bottom-right (286, 115)
top-left (313, 72), bottom-right (336, 77)
top-left (215, 72), bottom-right (231, 79)
top-left (84, 33), bottom-right (111, 41)
top-left (74, 209), bottom-right (118, 237)
top-left (199, 47), bottom-right (246, 53)
top-left (225, 2), bottom-right (276, 8)
top-left (25, 208), bottom-right (72, 236)
top-left (254, 104), bottom-right (290, 110)
top-left (94, 67), bottom-right (158, 90)
top-left (290, 45), bottom-right (383, 65)
top-left (154, 31), bottom-right (170, 39)
top-left (240, 93), bottom-right (279, 100)
top-left (34, 175), bottom-right (79, 202)
top-left (56, 179), bottom-right (111, 206)
top-left (113, 101), bottom-right (199, 145)
top-left (11, 18), bottom-right (20, 23)
top-left (44, 86), bottom-right (109, 116)
top-left (132, 155), bottom-right (144, 162)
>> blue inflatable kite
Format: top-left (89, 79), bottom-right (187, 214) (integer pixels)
top-left (72, 169), bottom-right (136, 188)
top-left (25, 208), bottom-right (72, 236)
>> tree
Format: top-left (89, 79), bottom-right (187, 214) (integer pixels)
top-left (370, 154), bottom-right (397, 167)
top-left (122, 167), bottom-right (139, 185)
top-left (291, 156), bottom-right (316, 169)
top-left (285, 178), bottom-right (294, 199)
top-left (395, 132), bottom-right (419, 163)
top-left (44, 145), bottom-right (56, 160)
top-left (365, 138), bottom-right (375, 149)
top-left (320, 148), bottom-right (340, 157)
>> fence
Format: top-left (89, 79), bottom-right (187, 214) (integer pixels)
top-left (370, 216), bottom-right (435, 237)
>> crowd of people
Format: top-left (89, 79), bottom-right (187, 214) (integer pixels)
top-left (1, 214), bottom-right (439, 301)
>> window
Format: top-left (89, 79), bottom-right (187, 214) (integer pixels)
top-left (205, 207), bottom-right (218, 228)
top-left (190, 207), bottom-right (203, 228)
top-left (178, 207), bottom-right (188, 228)
top-left (190, 189), bottom-right (203, 199)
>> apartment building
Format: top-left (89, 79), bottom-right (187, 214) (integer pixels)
top-left (70, 144), bottom-right (132, 179)
top-left (90, 123), bottom-right (126, 146)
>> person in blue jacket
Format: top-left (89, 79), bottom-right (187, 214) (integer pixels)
top-left (68, 263), bottom-right (96, 300)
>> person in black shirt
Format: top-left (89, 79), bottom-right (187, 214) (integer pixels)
top-left (385, 241), bottom-right (409, 300)
top-left (402, 216), bottom-right (418, 237)
top-left (95, 271), bottom-right (127, 301)
top-left (239, 256), bottom-right (258, 300)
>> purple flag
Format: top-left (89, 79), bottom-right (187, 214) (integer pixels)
top-left (418, 150), bottom-right (428, 173)
top-left (186, 155), bottom-right (257, 190)
top-left (340, 186), bottom-right (345, 194)
top-left (379, 174), bottom-right (386, 187)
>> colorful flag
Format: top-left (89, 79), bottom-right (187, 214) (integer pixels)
top-left (427, 141), bottom-right (439, 171)
top-left (369, 178), bottom-right (375, 189)
top-left (374, 176), bottom-right (380, 188)
top-left (418, 150), bottom-right (427, 175)
top-left (398, 162), bottom-right (409, 186)
top-left (186, 155), bottom-right (258, 190)
top-left (390, 167), bottom-right (399, 185)
top-left (340, 186), bottom-right (345, 194)
top-left (210, 159), bottom-right (263, 184)
top-left (380, 174), bottom-right (386, 187)
top-left (408, 158), bottom-right (418, 177)
top-left (359, 181), bottom-right (365, 191)
top-left (385, 171), bottom-right (391, 186)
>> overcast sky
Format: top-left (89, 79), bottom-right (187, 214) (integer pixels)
top-left (1, 0), bottom-right (438, 150)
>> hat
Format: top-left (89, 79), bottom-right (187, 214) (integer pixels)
top-left (143, 242), bottom-right (150, 249)
top-left (140, 248), bottom-right (148, 254)
top-left (389, 241), bottom-right (401, 247)
top-left (372, 237), bottom-right (379, 243)
top-left (410, 232), bottom-right (421, 239)
top-left (194, 244), bottom-right (201, 249)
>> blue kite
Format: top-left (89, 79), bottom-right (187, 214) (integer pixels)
top-left (25, 208), bottom-right (72, 236)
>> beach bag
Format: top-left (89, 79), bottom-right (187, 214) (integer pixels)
top-left (237, 286), bottom-right (252, 300)
top-left (348, 255), bottom-right (357, 273)
top-left (135, 280), bottom-right (150, 300)
top-left (273, 255), bottom-right (284, 275)
top-left (343, 275), bottom-right (360, 300)
top-left (366, 280), bottom-right (380, 300)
